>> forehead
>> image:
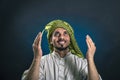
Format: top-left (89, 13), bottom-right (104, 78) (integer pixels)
top-left (53, 28), bottom-right (67, 32)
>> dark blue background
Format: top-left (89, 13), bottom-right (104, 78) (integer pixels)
top-left (1, 0), bottom-right (120, 80)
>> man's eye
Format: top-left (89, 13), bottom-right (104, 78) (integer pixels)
top-left (64, 31), bottom-right (68, 35)
top-left (54, 32), bottom-right (60, 36)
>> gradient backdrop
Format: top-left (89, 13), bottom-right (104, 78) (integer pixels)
top-left (1, 0), bottom-right (120, 80)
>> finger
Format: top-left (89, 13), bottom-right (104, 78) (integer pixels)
top-left (86, 35), bottom-right (91, 48)
top-left (86, 39), bottom-right (90, 48)
top-left (34, 32), bottom-right (42, 45)
top-left (86, 35), bottom-right (95, 47)
top-left (38, 32), bottom-right (42, 45)
top-left (36, 32), bottom-right (42, 45)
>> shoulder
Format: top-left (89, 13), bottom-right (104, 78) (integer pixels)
top-left (41, 54), bottom-right (51, 59)
top-left (71, 54), bottom-right (88, 66)
top-left (71, 53), bottom-right (87, 61)
top-left (40, 53), bottom-right (53, 63)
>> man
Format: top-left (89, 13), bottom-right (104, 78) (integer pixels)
top-left (22, 20), bottom-right (102, 80)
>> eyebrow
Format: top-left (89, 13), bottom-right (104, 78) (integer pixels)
top-left (54, 30), bottom-right (67, 34)
top-left (54, 31), bottom-right (59, 34)
top-left (53, 31), bottom-right (60, 36)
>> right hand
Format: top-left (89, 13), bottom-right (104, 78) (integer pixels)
top-left (32, 32), bottom-right (43, 60)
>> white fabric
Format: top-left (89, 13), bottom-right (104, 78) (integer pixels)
top-left (22, 51), bottom-right (102, 80)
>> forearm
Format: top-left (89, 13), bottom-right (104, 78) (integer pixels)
top-left (22, 32), bottom-right (43, 80)
top-left (24, 58), bottom-right (41, 80)
top-left (87, 58), bottom-right (99, 80)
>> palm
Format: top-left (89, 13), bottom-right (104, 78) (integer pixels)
top-left (32, 32), bottom-right (43, 59)
top-left (86, 35), bottom-right (96, 59)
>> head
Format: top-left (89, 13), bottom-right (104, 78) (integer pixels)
top-left (44, 19), bottom-right (84, 58)
top-left (50, 28), bottom-right (70, 51)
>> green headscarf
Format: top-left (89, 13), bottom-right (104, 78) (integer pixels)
top-left (42, 19), bottom-right (84, 58)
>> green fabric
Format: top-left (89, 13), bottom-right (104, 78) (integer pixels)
top-left (43, 19), bottom-right (84, 58)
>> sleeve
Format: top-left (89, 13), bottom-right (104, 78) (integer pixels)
top-left (39, 57), bottom-right (45, 80)
top-left (80, 58), bottom-right (102, 80)
top-left (79, 58), bottom-right (88, 80)
top-left (99, 75), bottom-right (102, 80)
top-left (21, 57), bottom-right (45, 80)
top-left (21, 69), bottom-right (29, 80)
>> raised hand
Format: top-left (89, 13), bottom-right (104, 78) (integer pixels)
top-left (32, 32), bottom-right (43, 60)
top-left (86, 35), bottom-right (96, 60)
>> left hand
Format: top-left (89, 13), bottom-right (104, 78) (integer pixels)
top-left (86, 35), bottom-right (96, 60)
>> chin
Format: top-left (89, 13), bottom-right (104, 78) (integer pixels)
top-left (55, 46), bottom-right (69, 51)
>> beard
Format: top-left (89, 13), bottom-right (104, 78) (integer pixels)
top-left (55, 45), bottom-right (69, 51)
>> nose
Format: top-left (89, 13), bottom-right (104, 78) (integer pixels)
top-left (59, 34), bottom-right (64, 40)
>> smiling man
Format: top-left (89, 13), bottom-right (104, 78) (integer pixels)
top-left (22, 20), bottom-right (102, 80)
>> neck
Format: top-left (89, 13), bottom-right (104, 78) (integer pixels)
top-left (54, 48), bottom-right (70, 58)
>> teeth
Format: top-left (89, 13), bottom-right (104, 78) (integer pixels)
top-left (59, 41), bottom-right (65, 44)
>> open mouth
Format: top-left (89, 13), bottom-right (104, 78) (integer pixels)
top-left (59, 41), bottom-right (65, 44)
top-left (57, 40), bottom-right (66, 45)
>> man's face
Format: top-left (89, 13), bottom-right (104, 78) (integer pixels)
top-left (50, 28), bottom-right (70, 51)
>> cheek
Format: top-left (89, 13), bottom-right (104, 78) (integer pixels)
top-left (52, 37), bottom-right (56, 41)
top-left (68, 37), bottom-right (71, 44)
top-left (66, 36), bottom-right (70, 41)
top-left (51, 37), bottom-right (58, 43)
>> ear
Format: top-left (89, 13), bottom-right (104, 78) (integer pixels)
top-left (50, 41), bottom-right (53, 44)
top-left (50, 37), bottom-right (53, 44)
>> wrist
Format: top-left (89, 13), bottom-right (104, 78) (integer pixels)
top-left (87, 57), bottom-right (94, 61)
top-left (33, 57), bottom-right (41, 62)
